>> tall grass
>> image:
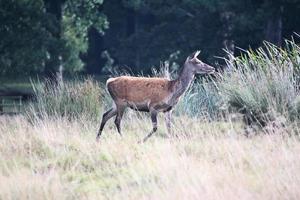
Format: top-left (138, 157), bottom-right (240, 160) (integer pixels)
top-left (27, 78), bottom-right (105, 121)
top-left (175, 80), bottom-right (222, 119)
top-left (1, 112), bottom-right (299, 199)
top-left (218, 40), bottom-right (300, 127)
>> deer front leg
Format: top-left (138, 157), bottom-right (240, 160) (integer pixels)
top-left (96, 107), bottom-right (117, 141)
top-left (140, 109), bottom-right (158, 143)
top-left (164, 110), bottom-right (172, 137)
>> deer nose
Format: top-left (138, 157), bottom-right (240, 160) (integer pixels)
top-left (208, 66), bottom-right (215, 73)
top-left (207, 64), bottom-right (214, 69)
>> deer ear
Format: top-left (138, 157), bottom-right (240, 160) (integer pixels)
top-left (186, 50), bottom-right (201, 63)
top-left (188, 50), bottom-right (201, 60)
top-left (192, 50), bottom-right (201, 58)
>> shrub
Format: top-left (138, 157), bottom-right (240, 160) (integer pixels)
top-left (219, 40), bottom-right (300, 126)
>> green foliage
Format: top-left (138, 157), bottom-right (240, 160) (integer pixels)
top-left (0, 0), bottom-right (56, 75)
top-left (102, 0), bottom-right (223, 73)
top-left (27, 78), bottom-right (104, 120)
top-left (99, 0), bottom-right (300, 74)
top-left (0, 0), bottom-right (107, 76)
top-left (2, 0), bottom-right (300, 76)
top-left (61, 0), bottom-right (108, 72)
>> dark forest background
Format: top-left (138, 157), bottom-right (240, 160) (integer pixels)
top-left (1, 0), bottom-right (300, 79)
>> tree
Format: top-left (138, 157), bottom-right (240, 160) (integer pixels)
top-left (0, 0), bottom-right (56, 76)
top-left (197, 0), bottom-right (300, 48)
top-left (100, 0), bottom-right (224, 74)
top-left (0, 0), bottom-right (108, 78)
top-left (261, 0), bottom-right (300, 46)
top-left (43, 0), bottom-right (108, 81)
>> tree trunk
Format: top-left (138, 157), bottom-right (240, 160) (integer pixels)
top-left (264, 5), bottom-right (283, 46)
top-left (0, 98), bottom-right (3, 113)
top-left (220, 11), bottom-right (235, 70)
top-left (126, 8), bottom-right (140, 72)
top-left (83, 27), bottom-right (106, 74)
top-left (44, 0), bottom-right (63, 85)
top-left (57, 56), bottom-right (63, 87)
top-left (134, 12), bottom-right (140, 71)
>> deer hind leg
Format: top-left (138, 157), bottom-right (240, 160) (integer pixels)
top-left (96, 106), bottom-right (117, 140)
top-left (114, 105), bottom-right (126, 136)
top-left (140, 109), bottom-right (158, 143)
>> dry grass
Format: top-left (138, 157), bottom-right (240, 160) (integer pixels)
top-left (0, 112), bottom-right (300, 200)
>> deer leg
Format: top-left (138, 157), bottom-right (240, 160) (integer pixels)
top-left (140, 109), bottom-right (158, 143)
top-left (114, 106), bottom-right (126, 136)
top-left (96, 107), bottom-right (117, 140)
top-left (164, 110), bottom-right (172, 137)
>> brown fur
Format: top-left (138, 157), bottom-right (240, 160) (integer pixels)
top-left (107, 76), bottom-right (175, 106)
top-left (96, 51), bottom-right (215, 142)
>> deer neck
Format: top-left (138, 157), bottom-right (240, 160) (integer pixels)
top-left (168, 64), bottom-right (195, 105)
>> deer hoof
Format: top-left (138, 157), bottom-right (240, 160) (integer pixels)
top-left (96, 136), bottom-right (100, 142)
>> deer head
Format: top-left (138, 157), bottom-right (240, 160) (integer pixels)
top-left (185, 51), bottom-right (215, 74)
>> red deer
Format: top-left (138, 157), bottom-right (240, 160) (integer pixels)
top-left (96, 51), bottom-right (215, 142)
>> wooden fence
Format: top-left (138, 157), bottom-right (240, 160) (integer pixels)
top-left (0, 96), bottom-right (23, 114)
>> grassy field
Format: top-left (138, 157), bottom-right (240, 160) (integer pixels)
top-left (1, 113), bottom-right (300, 200)
top-left (1, 40), bottom-right (300, 199)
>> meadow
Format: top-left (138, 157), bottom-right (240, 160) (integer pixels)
top-left (1, 40), bottom-right (300, 199)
